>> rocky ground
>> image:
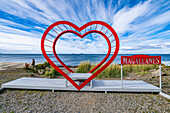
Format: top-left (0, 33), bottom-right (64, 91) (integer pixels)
top-left (0, 66), bottom-right (170, 112)
top-left (0, 90), bottom-right (169, 112)
top-left (124, 68), bottom-right (170, 94)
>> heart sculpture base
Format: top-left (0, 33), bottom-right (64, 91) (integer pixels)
top-left (41, 21), bottom-right (119, 90)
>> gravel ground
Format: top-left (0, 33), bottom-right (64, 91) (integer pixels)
top-left (0, 68), bottom-right (170, 112)
top-left (0, 90), bottom-right (170, 112)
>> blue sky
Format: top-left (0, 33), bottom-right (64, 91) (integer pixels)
top-left (0, 0), bottom-right (169, 54)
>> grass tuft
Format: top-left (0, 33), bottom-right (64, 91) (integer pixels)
top-left (76, 61), bottom-right (91, 73)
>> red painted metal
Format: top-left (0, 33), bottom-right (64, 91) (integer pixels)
top-left (121, 55), bottom-right (161, 65)
top-left (41, 21), bottom-right (120, 90)
top-left (46, 51), bottom-right (53, 53)
top-left (69, 25), bottom-right (72, 30)
top-left (44, 45), bottom-right (52, 48)
top-left (52, 29), bottom-right (59, 34)
top-left (48, 33), bottom-right (56, 38)
top-left (57, 25), bottom-right (63, 31)
top-left (95, 24), bottom-right (97, 30)
top-left (108, 34), bottom-right (112, 38)
top-left (63, 24), bottom-right (68, 30)
top-left (111, 45), bottom-right (115, 48)
top-left (111, 40), bottom-right (115, 43)
top-left (105, 29), bottom-right (108, 34)
top-left (45, 39), bottom-right (53, 43)
top-left (52, 30), bottom-right (111, 73)
top-left (100, 26), bottom-right (103, 31)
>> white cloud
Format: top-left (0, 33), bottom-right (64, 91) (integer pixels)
top-left (0, 18), bottom-right (31, 29)
top-left (0, 0), bottom-right (169, 54)
top-left (146, 10), bottom-right (170, 26)
top-left (55, 34), bottom-right (108, 54)
top-left (112, 0), bottom-right (151, 34)
top-left (0, 32), bottom-right (41, 53)
top-left (0, 25), bottom-right (40, 37)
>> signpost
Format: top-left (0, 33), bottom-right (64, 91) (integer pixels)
top-left (121, 55), bottom-right (161, 90)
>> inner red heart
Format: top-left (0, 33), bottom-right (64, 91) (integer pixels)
top-left (53, 30), bottom-right (111, 74)
top-left (41, 21), bottom-right (120, 90)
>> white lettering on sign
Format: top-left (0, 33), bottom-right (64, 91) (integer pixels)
top-left (123, 57), bottom-right (127, 64)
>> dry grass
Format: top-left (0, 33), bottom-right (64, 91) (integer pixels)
top-left (76, 61), bottom-right (91, 73)
top-left (76, 61), bottom-right (159, 78)
top-left (123, 64), bottom-right (158, 76)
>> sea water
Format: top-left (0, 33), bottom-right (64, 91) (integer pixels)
top-left (0, 54), bottom-right (170, 66)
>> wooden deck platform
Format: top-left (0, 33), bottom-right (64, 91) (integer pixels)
top-left (2, 77), bottom-right (161, 93)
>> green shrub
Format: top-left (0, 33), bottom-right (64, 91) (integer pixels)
top-left (44, 71), bottom-right (52, 77)
top-left (37, 64), bottom-right (45, 69)
top-left (44, 68), bottom-right (61, 78)
top-left (50, 68), bottom-right (62, 78)
top-left (43, 61), bottom-right (51, 68)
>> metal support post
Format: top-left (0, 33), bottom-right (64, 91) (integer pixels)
top-left (159, 64), bottom-right (161, 91)
top-left (121, 64), bottom-right (123, 89)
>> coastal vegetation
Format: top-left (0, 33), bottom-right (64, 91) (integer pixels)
top-left (76, 61), bottom-right (91, 73)
top-left (44, 67), bottom-right (62, 78)
top-left (76, 61), bottom-right (159, 78)
top-left (22, 61), bottom-right (165, 79)
top-left (23, 60), bottom-right (161, 79)
top-left (24, 61), bottom-right (62, 78)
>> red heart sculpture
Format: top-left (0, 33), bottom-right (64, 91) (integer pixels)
top-left (41, 21), bottom-right (119, 90)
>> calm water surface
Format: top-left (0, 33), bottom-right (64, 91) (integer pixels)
top-left (0, 54), bottom-right (170, 66)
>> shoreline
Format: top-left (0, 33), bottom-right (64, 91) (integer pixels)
top-left (0, 62), bottom-right (169, 71)
top-left (0, 62), bottom-right (79, 70)
top-left (0, 62), bottom-right (25, 70)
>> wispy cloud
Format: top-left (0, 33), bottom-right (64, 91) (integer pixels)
top-left (0, 0), bottom-right (169, 54)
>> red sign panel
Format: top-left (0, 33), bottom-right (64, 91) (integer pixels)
top-left (121, 55), bottom-right (161, 65)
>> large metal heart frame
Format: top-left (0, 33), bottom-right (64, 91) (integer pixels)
top-left (41, 21), bottom-right (120, 90)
